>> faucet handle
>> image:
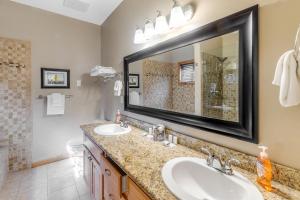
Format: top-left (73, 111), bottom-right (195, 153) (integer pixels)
top-left (225, 158), bottom-right (240, 167)
top-left (120, 120), bottom-right (128, 128)
top-left (201, 147), bottom-right (212, 156)
top-left (201, 148), bottom-right (213, 166)
top-left (123, 121), bottom-right (129, 128)
top-left (224, 158), bottom-right (240, 175)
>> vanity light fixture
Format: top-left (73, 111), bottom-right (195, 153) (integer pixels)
top-left (133, 0), bottom-right (194, 44)
top-left (144, 20), bottom-right (155, 40)
top-left (134, 26), bottom-right (145, 44)
top-left (169, 0), bottom-right (186, 28)
top-left (155, 11), bottom-right (170, 34)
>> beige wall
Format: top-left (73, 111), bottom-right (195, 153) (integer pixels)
top-left (101, 0), bottom-right (300, 169)
top-left (0, 0), bottom-right (102, 163)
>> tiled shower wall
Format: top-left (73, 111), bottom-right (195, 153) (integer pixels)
top-left (143, 59), bottom-right (174, 110)
top-left (0, 37), bottom-right (32, 171)
top-left (201, 53), bottom-right (224, 119)
top-left (142, 59), bottom-right (195, 112)
top-left (201, 53), bottom-right (239, 122)
top-left (172, 66), bottom-right (195, 113)
top-left (222, 57), bottom-right (239, 122)
top-left (142, 55), bottom-right (238, 122)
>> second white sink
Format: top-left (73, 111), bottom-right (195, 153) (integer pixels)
top-left (94, 124), bottom-right (131, 136)
top-left (162, 157), bottom-right (263, 200)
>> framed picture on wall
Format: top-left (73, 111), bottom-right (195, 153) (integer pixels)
top-left (129, 74), bottom-right (139, 88)
top-left (41, 68), bottom-right (70, 89)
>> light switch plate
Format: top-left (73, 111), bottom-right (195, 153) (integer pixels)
top-left (76, 80), bottom-right (81, 87)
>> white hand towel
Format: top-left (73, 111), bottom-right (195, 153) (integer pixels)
top-left (272, 50), bottom-right (291, 86)
top-left (273, 50), bottom-right (300, 107)
top-left (129, 91), bottom-right (140, 105)
top-left (114, 80), bottom-right (123, 96)
top-left (47, 93), bottom-right (65, 115)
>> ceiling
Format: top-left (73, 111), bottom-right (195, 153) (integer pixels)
top-left (11, 0), bottom-right (123, 25)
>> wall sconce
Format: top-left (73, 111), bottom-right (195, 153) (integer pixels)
top-left (144, 20), bottom-right (155, 40)
top-left (155, 11), bottom-right (170, 34)
top-left (134, 27), bottom-right (145, 44)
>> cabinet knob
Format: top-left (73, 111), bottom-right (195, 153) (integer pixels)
top-left (105, 169), bottom-right (111, 176)
top-left (109, 193), bottom-right (114, 200)
top-left (88, 156), bottom-right (92, 161)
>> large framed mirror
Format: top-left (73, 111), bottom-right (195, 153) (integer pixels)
top-left (124, 6), bottom-right (258, 143)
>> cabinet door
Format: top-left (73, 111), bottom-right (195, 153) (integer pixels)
top-left (127, 178), bottom-right (151, 200)
top-left (92, 159), bottom-right (104, 200)
top-left (103, 157), bottom-right (122, 200)
top-left (83, 147), bottom-right (92, 187)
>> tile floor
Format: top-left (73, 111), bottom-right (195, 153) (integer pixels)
top-left (0, 157), bottom-right (91, 200)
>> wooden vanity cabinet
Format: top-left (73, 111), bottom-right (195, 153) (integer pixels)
top-left (84, 135), bottom-right (150, 200)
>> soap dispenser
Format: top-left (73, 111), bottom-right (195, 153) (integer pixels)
top-left (256, 146), bottom-right (272, 191)
top-left (115, 109), bottom-right (121, 124)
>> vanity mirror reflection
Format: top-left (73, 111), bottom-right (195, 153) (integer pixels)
top-left (128, 31), bottom-right (239, 122)
top-left (124, 6), bottom-right (258, 143)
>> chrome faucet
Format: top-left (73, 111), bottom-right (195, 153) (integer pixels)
top-left (120, 120), bottom-right (129, 128)
top-left (201, 148), bottom-right (240, 175)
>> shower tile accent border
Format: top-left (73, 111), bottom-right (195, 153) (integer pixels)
top-left (121, 114), bottom-right (300, 191)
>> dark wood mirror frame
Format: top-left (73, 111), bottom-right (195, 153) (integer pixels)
top-left (124, 5), bottom-right (258, 143)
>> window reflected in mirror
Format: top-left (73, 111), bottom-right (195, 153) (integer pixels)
top-left (128, 31), bottom-right (239, 122)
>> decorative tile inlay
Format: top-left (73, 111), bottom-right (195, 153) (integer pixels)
top-left (121, 115), bottom-right (300, 192)
top-left (0, 37), bottom-right (32, 171)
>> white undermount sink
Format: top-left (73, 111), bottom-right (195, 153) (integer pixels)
top-left (94, 124), bottom-right (131, 136)
top-left (162, 157), bottom-right (263, 200)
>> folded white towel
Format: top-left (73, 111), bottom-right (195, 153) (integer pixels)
top-left (90, 66), bottom-right (117, 77)
top-left (273, 50), bottom-right (300, 107)
top-left (47, 93), bottom-right (65, 115)
top-left (114, 80), bottom-right (123, 96)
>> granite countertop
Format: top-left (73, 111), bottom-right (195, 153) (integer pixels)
top-left (81, 123), bottom-right (300, 200)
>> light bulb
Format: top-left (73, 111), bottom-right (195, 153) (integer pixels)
top-left (169, 1), bottom-right (186, 28)
top-left (155, 11), bottom-right (169, 34)
top-left (144, 20), bottom-right (155, 40)
top-left (134, 27), bottom-right (145, 44)
top-left (184, 4), bottom-right (194, 21)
